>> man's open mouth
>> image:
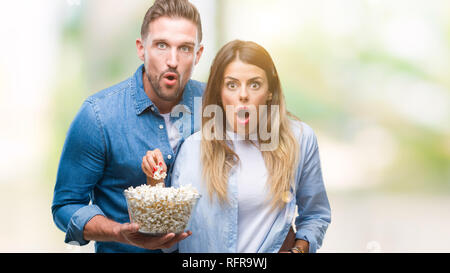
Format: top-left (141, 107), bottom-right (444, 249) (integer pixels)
top-left (162, 72), bottom-right (178, 86)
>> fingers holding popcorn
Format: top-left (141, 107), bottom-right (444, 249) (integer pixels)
top-left (142, 156), bottom-right (153, 178)
top-left (142, 149), bottom-right (160, 174)
top-left (142, 149), bottom-right (168, 186)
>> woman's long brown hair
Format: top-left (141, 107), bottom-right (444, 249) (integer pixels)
top-left (201, 40), bottom-right (301, 211)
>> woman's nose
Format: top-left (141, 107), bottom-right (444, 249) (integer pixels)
top-left (239, 87), bottom-right (249, 102)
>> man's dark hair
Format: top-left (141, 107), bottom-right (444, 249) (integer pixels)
top-left (141, 0), bottom-right (202, 43)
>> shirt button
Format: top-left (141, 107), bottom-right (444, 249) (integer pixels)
top-left (159, 124), bottom-right (164, 129)
top-left (167, 155), bottom-right (172, 160)
top-left (150, 106), bottom-right (155, 111)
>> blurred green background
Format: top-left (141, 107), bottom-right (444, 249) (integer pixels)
top-left (0, 0), bottom-right (449, 252)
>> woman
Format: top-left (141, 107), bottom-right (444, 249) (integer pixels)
top-left (142, 40), bottom-right (331, 253)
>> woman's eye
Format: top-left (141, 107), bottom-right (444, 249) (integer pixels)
top-left (226, 82), bottom-right (237, 89)
top-left (250, 82), bottom-right (261, 89)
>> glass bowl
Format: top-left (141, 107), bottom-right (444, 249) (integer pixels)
top-left (124, 185), bottom-right (200, 235)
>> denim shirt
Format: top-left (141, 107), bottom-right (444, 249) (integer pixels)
top-left (51, 64), bottom-right (205, 253)
top-left (171, 120), bottom-right (331, 253)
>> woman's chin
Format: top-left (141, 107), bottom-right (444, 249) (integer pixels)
top-left (236, 117), bottom-right (249, 126)
top-left (234, 124), bottom-right (258, 139)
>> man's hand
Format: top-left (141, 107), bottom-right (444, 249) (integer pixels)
top-left (142, 149), bottom-right (168, 186)
top-left (115, 222), bottom-right (192, 250)
top-left (84, 215), bottom-right (192, 251)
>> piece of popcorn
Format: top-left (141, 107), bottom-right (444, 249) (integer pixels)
top-left (152, 165), bottom-right (167, 180)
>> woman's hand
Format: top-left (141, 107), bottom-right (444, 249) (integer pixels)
top-left (142, 149), bottom-right (168, 186)
top-left (291, 239), bottom-right (309, 253)
top-left (279, 240), bottom-right (309, 253)
top-left (278, 227), bottom-right (309, 253)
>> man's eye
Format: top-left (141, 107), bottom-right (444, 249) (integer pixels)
top-left (157, 43), bottom-right (167, 49)
top-left (180, 46), bottom-right (191, 53)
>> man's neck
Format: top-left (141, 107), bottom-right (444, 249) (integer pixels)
top-left (142, 71), bottom-right (182, 114)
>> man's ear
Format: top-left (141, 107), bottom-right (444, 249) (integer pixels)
top-left (194, 44), bottom-right (204, 66)
top-left (136, 38), bottom-right (145, 62)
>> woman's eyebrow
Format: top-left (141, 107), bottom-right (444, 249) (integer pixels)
top-left (224, 76), bottom-right (238, 81)
top-left (224, 76), bottom-right (263, 81)
top-left (248, 76), bottom-right (263, 81)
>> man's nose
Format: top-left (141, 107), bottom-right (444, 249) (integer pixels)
top-left (166, 48), bottom-right (178, 69)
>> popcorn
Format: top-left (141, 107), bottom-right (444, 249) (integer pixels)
top-left (124, 183), bottom-right (200, 234)
top-left (152, 165), bottom-right (167, 180)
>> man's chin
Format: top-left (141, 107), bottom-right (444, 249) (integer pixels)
top-left (147, 73), bottom-right (183, 102)
top-left (156, 87), bottom-right (183, 102)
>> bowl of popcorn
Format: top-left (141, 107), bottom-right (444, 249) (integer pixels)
top-left (124, 183), bottom-right (201, 235)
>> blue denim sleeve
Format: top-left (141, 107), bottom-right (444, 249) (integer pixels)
top-left (51, 100), bottom-right (106, 246)
top-left (295, 128), bottom-right (331, 253)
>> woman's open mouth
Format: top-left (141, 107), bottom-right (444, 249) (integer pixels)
top-left (236, 107), bottom-right (250, 125)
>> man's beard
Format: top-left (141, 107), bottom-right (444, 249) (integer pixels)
top-left (145, 69), bottom-right (183, 102)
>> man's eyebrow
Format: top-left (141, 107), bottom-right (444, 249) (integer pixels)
top-left (152, 39), bottom-right (167, 44)
top-left (182, 42), bottom-right (196, 47)
top-left (152, 39), bottom-right (196, 47)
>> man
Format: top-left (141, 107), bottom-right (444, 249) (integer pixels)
top-left (52, 0), bottom-right (204, 253)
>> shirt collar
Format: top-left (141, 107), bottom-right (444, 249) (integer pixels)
top-left (131, 64), bottom-right (194, 116)
top-left (131, 64), bottom-right (154, 116)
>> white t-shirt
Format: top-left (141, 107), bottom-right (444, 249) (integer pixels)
top-left (227, 131), bottom-right (279, 253)
top-left (160, 113), bottom-right (182, 152)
